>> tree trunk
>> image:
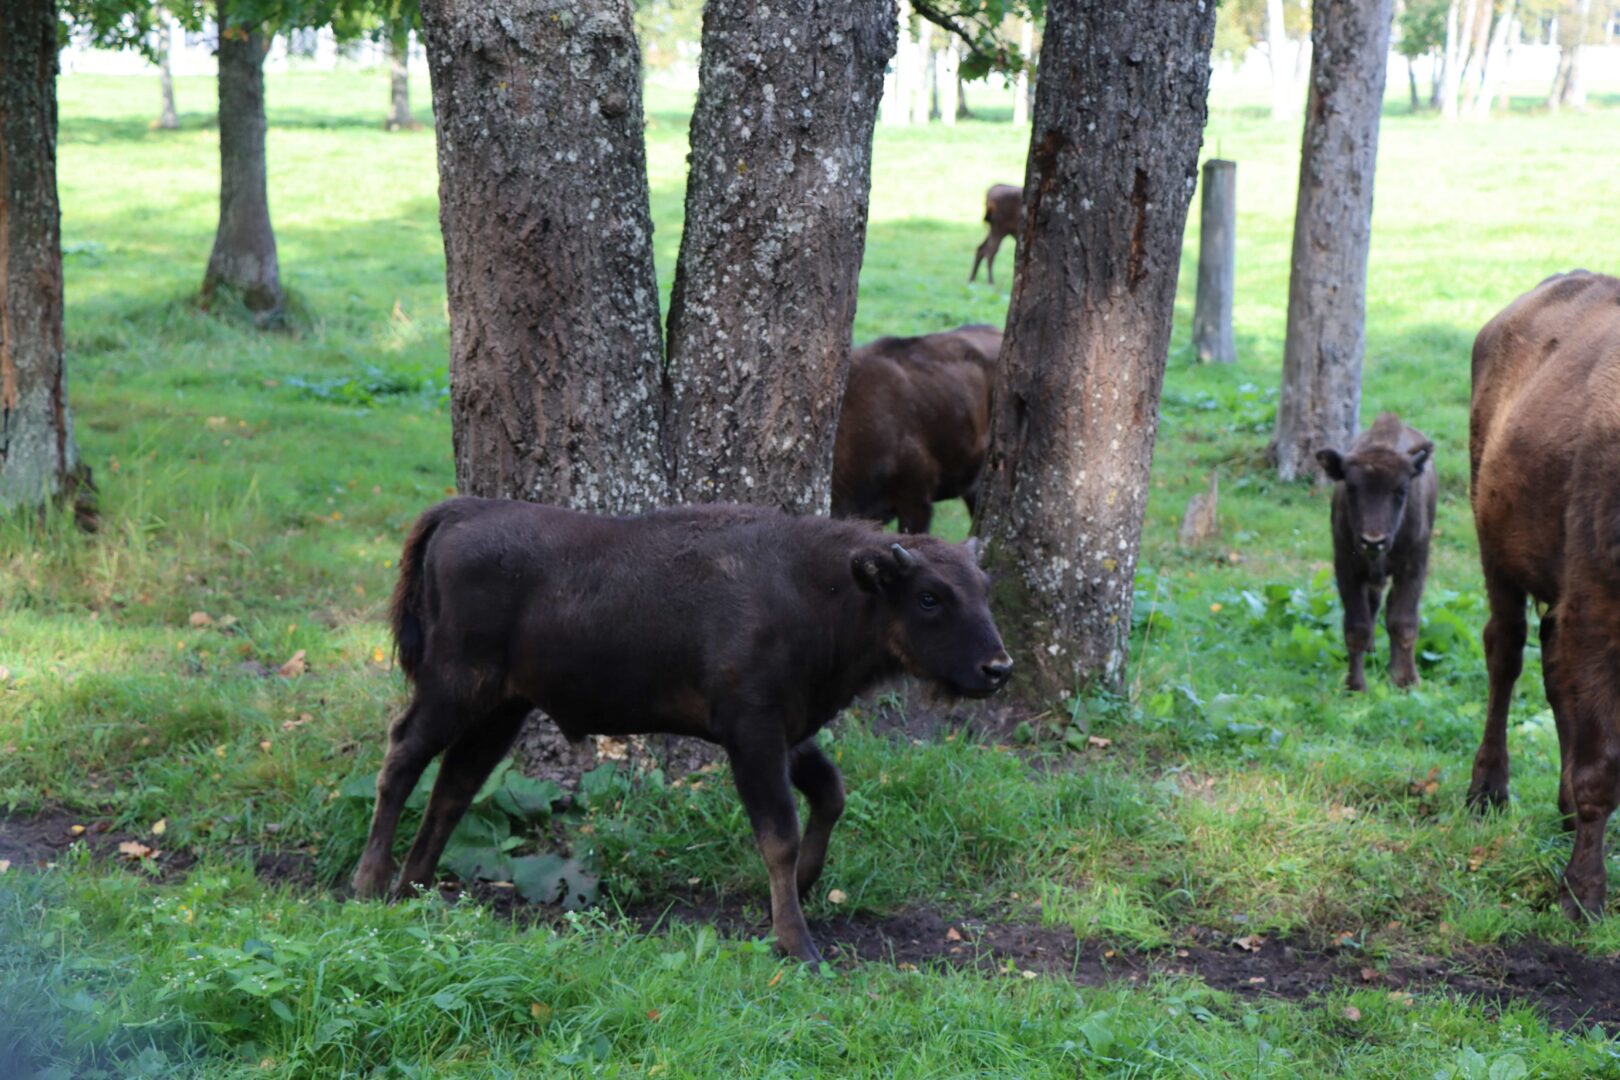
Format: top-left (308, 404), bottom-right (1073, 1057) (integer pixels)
top-left (1549, 0), bottom-right (1590, 110)
top-left (157, 15), bottom-right (179, 130)
top-left (884, 1), bottom-right (915, 126)
top-left (1471, 2), bottom-right (1517, 120)
top-left (937, 46), bottom-right (959, 126)
top-left (913, 17), bottom-right (933, 124)
top-left (1270, 0), bottom-right (1395, 483)
top-left (1011, 17), bottom-right (1032, 126)
top-left (663, 1), bottom-right (897, 512)
top-left (1440, 0), bottom-right (1471, 120)
top-left (385, 30), bottom-right (416, 131)
top-left (1267, 0), bottom-right (1295, 120)
top-left (1458, 0), bottom-right (1494, 113)
top-left (1407, 52), bottom-right (1419, 112)
top-left (1429, 46), bottom-right (1443, 107)
top-left (975, 0), bottom-right (1216, 695)
top-left (419, 0), bottom-right (666, 512)
top-left (201, 2), bottom-right (283, 325)
top-left (1193, 159), bottom-right (1237, 364)
top-left (0, 0), bottom-right (93, 522)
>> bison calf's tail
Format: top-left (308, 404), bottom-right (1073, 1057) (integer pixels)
top-left (389, 501), bottom-right (460, 682)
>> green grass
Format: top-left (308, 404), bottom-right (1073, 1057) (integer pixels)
top-left (3, 65), bottom-right (1620, 1076)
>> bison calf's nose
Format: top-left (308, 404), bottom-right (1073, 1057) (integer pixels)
top-left (982, 655), bottom-right (1014, 688)
top-left (1359, 533), bottom-right (1389, 554)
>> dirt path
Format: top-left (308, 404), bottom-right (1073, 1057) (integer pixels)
top-left (6, 812), bottom-right (1617, 1032)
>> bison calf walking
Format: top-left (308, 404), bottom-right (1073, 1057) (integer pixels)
top-left (832, 324), bottom-right (1000, 535)
top-left (353, 498), bottom-right (1011, 962)
top-left (1469, 270), bottom-right (1620, 919)
top-left (1316, 413), bottom-right (1436, 692)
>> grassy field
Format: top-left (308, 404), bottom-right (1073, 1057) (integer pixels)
top-left (3, 62), bottom-right (1620, 1076)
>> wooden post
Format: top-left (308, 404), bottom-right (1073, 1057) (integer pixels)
top-left (1193, 158), bottom-right (1236, 364)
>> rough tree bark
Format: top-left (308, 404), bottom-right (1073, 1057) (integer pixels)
top-left (662, 1), bottom-right (897, 512)
top-left (201, 2), bottom-right (283, 325)
top-left (1270, 0), bottom-right (1394, 482)
top-left (0, 0), bottom-right (92, 521)
top-left (419, 0), bottom-right (666, 511)
top-left (385, 30), bottom-right (417, 131)
top-left (157, 13), bottom-right (179, 130)
top-left (974, 0), bottom-right (1216, 695)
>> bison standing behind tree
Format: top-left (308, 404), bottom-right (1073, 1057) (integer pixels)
top-left (352, 497), bottom-right (1012, 962)
top-left (832, 324), bottom-right (1001, 535)
top-left (1316, 413), bottom-right (1436, 692)
top-left (1467, 270), bottom-right (1620, 920)
top-left (968, 184), bottom-right (1021, 284)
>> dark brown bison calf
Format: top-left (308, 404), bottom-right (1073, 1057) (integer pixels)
top-left (968, 184), bottom-right (1021, 284)
top-left (1468, 270), bottom-right (1620, 919)
top-left (353, 498), bottom-right (1012, 962)
top-left (831, 324), bottom-right (1001, 535)
top-left (1316, 413), bottom-right (1437, 692)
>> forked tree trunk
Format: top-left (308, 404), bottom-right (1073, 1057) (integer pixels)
top-left (0, 0), bottom-right (93, 522)
top-left (419, 0), bottom-right (666, 511)
top-left (1458, 0), bottom-right (1494, 113)
top-left (385, 30), bottom-right (415, 131)
top-left (1439, 0), bottom-right (1472, 120)
top-left (157, 15), bottom-right (179, 130)
top-left (975, 0), bottom-right (1216, 695)
top-left (1270, 0), bottom-right (1395, 482)
top-left (201, 3), bottom-right (283, 325)
top-left (662, 0), bottom-right (896, 512)
top-left (1471, 3), bottom-right (1516, 120)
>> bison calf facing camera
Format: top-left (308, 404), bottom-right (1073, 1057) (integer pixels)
top-left (352, 498), bottom-right (1011, 965)
top-left (1315, 413), bottom-right (1436, 693)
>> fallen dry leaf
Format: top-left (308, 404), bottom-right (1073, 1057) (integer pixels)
top-left (945, 927), bottom-right (963, 942)
top-left (117, 840), bottom-right (153, 860)
top-left (1248, 976), bottom-right (1267, 985)
top-left (1343, 1005), bottom-right (1362, 1021)
top-left (0, 666), bottom-right (11, 681)
top-left (189, 611), bottom-right (214, 627)
top-left (827, 889), bottom-right (847, 905)
top-left (151, 818), bottom-right (167, 836)
top-left (259, 740), bottom-right (273, 752)
top-left (1087, 735), bottom-right (1112, 749)
top-left (0, 860), bottom-right (10, 874)
top-left (646, 1009), bottom-right (660, 1022)
top-left (1233, 934), bottom-right (1266, 952)
top-left (1361, 966), bottom-right (1378, 982)
top-left (69, 824), bottom-right (86, 836)
top-left (278, 650), bottom-right (307, 678)
top-left (530, 1002), bottom-right (551, 1021)
top-left (767, 970), bottom-right (784, 989)
top-left (373, 647), bottom-right (387, 664)
top-left (1021, 970), bottom-right (1038, 980)
top-left (282, 712), bottom-right (314, 732)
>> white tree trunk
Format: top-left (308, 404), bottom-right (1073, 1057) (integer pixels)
top-left (1267, 0), bottom-right (1294, 120)
top-left (912, 17), bottom-right (932, 124)
top-left (1440, 0), bottom-right (1473, 120)
top-left (1471, 3), bottom-right (1517, 120)
top-left (883, 1), bottom-right (912, 125)
top-left (1011, 17), bottom-right (1032, 125)
top-left (937, 46), bottom-right (958, 126)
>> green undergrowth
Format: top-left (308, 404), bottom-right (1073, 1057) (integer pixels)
top-left (3, 67), bottom-right (1620, 1075)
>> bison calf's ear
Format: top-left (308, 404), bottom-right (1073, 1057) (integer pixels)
top-left (963, 536), bottom-right (989, 565)
top-left (1408, 441), bottom-right (1434, 476)
top-left (852, 547), bottom-right (912, 594)
top-left (1315, 448), bottom-right (1347, 481)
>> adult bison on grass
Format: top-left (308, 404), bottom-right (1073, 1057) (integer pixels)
top-left (832, 324), bottom-right (1001, 534)
top-left (1469, 270), bottom-right (1620, 919)
top-left (352, 498), bottom-right (1011, 962)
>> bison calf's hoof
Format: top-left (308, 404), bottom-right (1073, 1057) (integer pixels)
top-left (1464, 782), bottom-right (1509, 814)
top-left (351, 863), bottom-right (394, 900)
top-left (1559, 878), bottom-right (1605, 922)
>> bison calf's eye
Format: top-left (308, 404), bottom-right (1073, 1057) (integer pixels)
top-left (918, 592), bottom-right (940, 611)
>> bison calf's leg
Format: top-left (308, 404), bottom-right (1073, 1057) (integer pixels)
top-left (895, 496), bottom-right (935, 536)
top-left (789, 740), bottom-right (845, 900)
top-left (1338, 578), bottom-right (1375, 693)
top-left (353, 699), bottom-right (454, 898)
top-left (394, 703), bottom-right (529, 896)
top-left (728, 741), bottom-right (820, 964)
top-left (1385, 568), bottom-right (1426, 689)
top-left (1560, 734), bottom-right (1620, 920)
top-left (1539, 613), bottom-right (1576, 830)
top-left (1469, 578), bottom-right (1527, 811)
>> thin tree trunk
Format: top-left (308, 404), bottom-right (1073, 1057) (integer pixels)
top-left (157, 15), bottom-right (179, 130)
top-left (1429, 46), bottom-right (1443, 106)
top-left (1440, 0), bottom-right (1471, 119)
top-left (419, 0), bottom-right (666, 511)
top-left (913, 17), bottom-right (933, 124)
top-left (1553, 0), bottom-right (1591, 109)
top-left (202, 2), bottom-right (283, 325)
top-left (1458, 0), bottom-right (1494, 113)
top-left (385, 30), bottom-right (416, 131)
top-left (1407, 53), bottom-right (1420, 111)
top-left (1267, 0), bottom-right (1295, 120)
top-left (1011, 17), bottom-right (1032, 126)
top-left (938, 46), bottom-right (959, 126)
top-left (1471, 2), bottom-right (1517, 120)
top-left (975, 0), bottom-right (1217, 695)
top-left (884, 1), bottom-right (915, 126)
top-left (0, 0), bottom-right (93, 523)
top-left (663, 1), bottom-right (897, 512)
top-left (1270, 0), bottom-right (1395, 483)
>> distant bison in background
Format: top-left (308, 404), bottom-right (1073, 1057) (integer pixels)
top-left (832, 324), bottom-right (1001, 534)
top-left (1316, 413), bottom-right (1436, 692)
top-left (1467, 269), bottom-right (1620, 919)
top-left (969, 184), bottom-right (1021, 284)
top-left (352, 497), bottom-right (1012, 962)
